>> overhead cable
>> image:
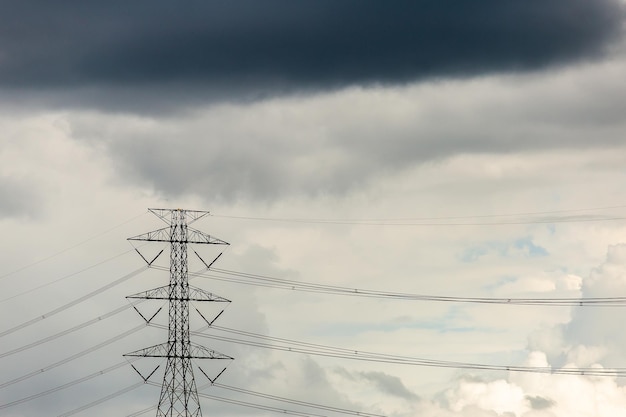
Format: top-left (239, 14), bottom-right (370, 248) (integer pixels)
top-left (166, 266), bottom-right (626, 307)
top-left (0, 301), bottom-right (142, 359)
top-left (0, 359), bottom-right (134, 410)
top-left (0, 211), bottom-right (147, 281)
top-left (0, 247), bottom-right (140, 303)
top-left (128, 380), bottom-right (386, 417)
top-left (213, 382), bottom-right (386, 417)
top-left (0, 323), bottom-right (146, 389)
top-left (56, 381), bottom-right (144, 417)
top-left (0, 266), bottom-right (148, 338)
top-left (211, 204), bottom-right (626, 226)
top-left (167, 324), bottom-right (626, 378)
top-left (146, 381), bottom-right (329, 417)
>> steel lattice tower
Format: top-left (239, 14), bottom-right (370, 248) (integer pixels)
top-left (125, 208), bottom-right (232, 417)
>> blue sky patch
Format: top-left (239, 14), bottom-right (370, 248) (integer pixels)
top-left (460, 236), bottom-right (549, 262)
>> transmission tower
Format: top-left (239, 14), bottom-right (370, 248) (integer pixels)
top-left (125, 208), bottom-right (232, 417)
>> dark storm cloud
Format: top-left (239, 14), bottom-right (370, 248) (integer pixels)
top-left (0, 0), bottom-right (623, 107)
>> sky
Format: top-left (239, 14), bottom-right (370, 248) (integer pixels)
top-left (2, 1), bottom-right (626, 416)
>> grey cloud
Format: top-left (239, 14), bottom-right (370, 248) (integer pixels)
top-left (358, 371), bottom-right (419, 400)
top-left (526, 395), bottom-right (556, 410)
top-left (67, 61), bottom-right (626, 204)
top-left (0, 177), bottom-right (43, 219)
top-left (0, 0), bottom-right (623, 110)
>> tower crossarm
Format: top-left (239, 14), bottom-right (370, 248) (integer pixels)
top-left (128, 226), bottom-right (229, 245)
top-left (124, 342), bottom-right (170, 358)
top-left (127, 285), bottom-right (231, 302)
top-left (125, 342), bottom-right (232, 360)
top-left (189, 343), bottom-right (233, 360)
top-left (149, 208), bottom-right (210, 225)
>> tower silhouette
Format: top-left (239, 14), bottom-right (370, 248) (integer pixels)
top-left (125, 208), bottom-right (231, 416)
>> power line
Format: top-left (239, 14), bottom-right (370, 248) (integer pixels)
top-left (0, 301), bottom-right (143, 359)
top-left (173, 324), bottom-right (626, 378)
top-left (0, 359), bottom-right (135, 410)
top-left (126, 403), bottom-right (156, 417)
top-left (0, 247), bottom-right (141, 303)
top-left (0, 266), bottom-right (147, 338)
top-left (213, 382), bottom-right (386, 417)
top-left (175, 266), bottom-right (626, 307)
top-left (195, 390), bottom-right (331, 417)
top-left (211, 204), bottom-right (626, 226)
top-left (212, 215), bottom-right (626, 227)
top-left (0, 326), bottom-right (213, 412)
top-left (0, 211), bottom-right (147, 281)
top-left (154, 381), bottom-right (336, 417)
top-left (0, 323), bottom-right (146, 390)
top-left (127, 381), bottom-right (386, 417)
top-left (56, 381), bottom-right (144, 417)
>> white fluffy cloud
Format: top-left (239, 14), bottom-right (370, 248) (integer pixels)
top-left (417, 245), bottom-right (626, 417)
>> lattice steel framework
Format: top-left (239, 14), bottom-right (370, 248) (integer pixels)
top-left (125, 208), bottom-right (232, 417)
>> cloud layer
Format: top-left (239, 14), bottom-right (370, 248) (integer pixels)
top-left (65, 53), bottom-right (626, 203)
top-left (1, 0), bottom-right (623, 109)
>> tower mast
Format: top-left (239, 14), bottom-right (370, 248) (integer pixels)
top-left (125, 208), bottom-right (231, 416)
